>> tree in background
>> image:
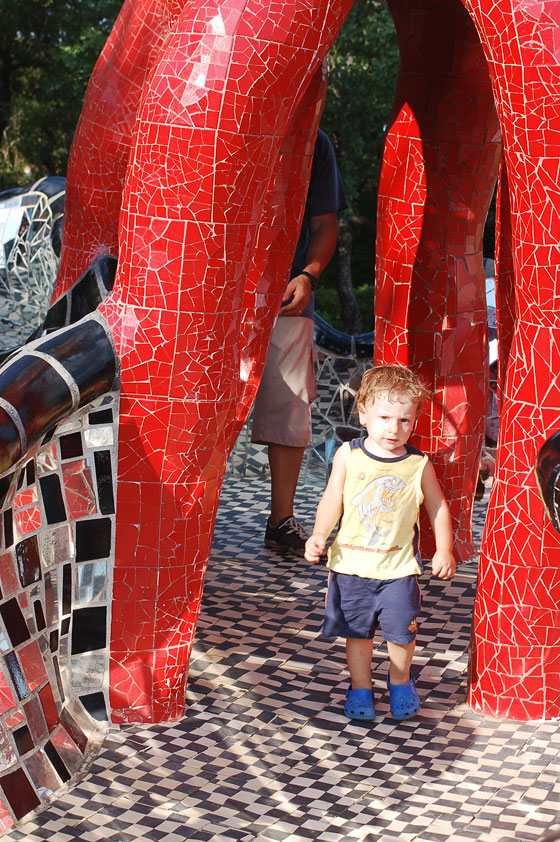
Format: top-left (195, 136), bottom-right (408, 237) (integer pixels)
top-left (0, 0), bottom-right (121, 188)
top-left (320, 0), bottom-right (399, 333)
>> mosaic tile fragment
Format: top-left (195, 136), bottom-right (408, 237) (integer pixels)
top-left (14, 537), bottom-right (41, 588)
top-left (0, 767), bottom-right (40, 820)
top-left (38, 476), bottom-right (66, 525)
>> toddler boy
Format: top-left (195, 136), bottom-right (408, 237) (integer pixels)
top-left (305, 365), bottom-right (455, 720)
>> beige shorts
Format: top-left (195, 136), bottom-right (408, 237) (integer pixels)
top-left (251, 315), bottom-right (316, 448)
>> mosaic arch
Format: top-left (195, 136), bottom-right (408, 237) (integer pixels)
top-left (0, 0), bottom-right (559, 826)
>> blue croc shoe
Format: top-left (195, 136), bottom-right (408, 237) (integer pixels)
top-left (387, 670), bottom-right (420, 720)
top-left (344, 687), bottom-right (376, 720)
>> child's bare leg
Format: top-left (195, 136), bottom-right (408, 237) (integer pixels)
top-left (346, 638), bottom-right (374, 690)
top-left (387, 641), bottom-right (415, 685)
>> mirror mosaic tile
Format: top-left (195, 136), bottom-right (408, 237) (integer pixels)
top-left (0, 391), bottom-right (117, 826)
top-left (84, 427), bottom-right (113, 448)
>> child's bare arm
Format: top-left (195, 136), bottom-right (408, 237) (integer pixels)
top-left (421, 461), bottom-right (456, 579)
top-left (305, 445), bottom-right (347, 563)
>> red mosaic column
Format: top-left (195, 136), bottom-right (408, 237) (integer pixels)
top-left (375, 0), bottom-right (501, 562)
top-left (231, 63), bottom-right (328, 443)
top-left (494, 159), bottom-right (515, 401)
top-left (84, 0), bottom-right (354, 723)
top-left (463, 0), bottom-right (560, 720)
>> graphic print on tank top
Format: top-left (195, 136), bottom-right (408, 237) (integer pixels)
top-left (350, 475), bottom-right (406, 548)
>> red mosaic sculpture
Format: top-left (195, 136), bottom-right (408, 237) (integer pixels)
top-left (55, 0), bottom-right (355, 723)
top-left (377, 0), bottom-right (560, 720)
top-left (376, 0), bottom-right (560, 720)
top-left (53, 0), bottom-right (560, 723)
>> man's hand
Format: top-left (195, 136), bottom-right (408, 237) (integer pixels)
top-left (279, 274), bottom-right (312, 317)
top-left (305, 534), bottom-right (326, 564)
top-left (432, 550), bottom-right (456, 580)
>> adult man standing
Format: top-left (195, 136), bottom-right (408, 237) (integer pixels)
top-left (251, 129), bottom-right (348, 556)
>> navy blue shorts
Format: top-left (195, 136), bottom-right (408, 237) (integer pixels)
top-left (322, 572), bottom-right (421, 644)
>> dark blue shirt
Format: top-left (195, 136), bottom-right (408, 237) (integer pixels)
top-left (290, 129), bottom-right (348, 319)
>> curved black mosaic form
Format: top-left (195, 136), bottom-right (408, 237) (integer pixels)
top-left (0, 243), bottom-right (120, 829)
top-left (535, 432), bottom-right (560, 534)
top-left (26, 254), bottom-right (117, 343)
top-left (313, 313), bottom-right (374, 360)
top-left (44, 256), bottom-right (117, 335)
top-left (0, 383), bottom-right (120, 830)
top-left (0, 317), bottom-right (117, 476)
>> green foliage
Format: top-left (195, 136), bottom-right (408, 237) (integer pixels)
top-left (0, 0), bottom-right (121, 188)
top-left (320, 0), bottom-right (399, 322)
top-left (315, 283), bottom-right (375, 333)
top-left (322, 0), bottom-right (399, 217)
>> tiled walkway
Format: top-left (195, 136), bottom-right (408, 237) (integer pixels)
top-left (8, 472), bottom-right (560, 842)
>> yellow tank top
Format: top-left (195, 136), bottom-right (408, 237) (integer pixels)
top-left (327, 438), bottom-right (428, 579)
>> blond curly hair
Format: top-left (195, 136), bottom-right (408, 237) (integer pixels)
top-left (355, 365), bottom-right (430, 411)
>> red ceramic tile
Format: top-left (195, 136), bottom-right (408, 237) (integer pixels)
top-left (39, 683), bottom-right (60, 733)
top-left (61, 460), bottom-right (97, 520)
top-left (13, 488), bottom-right (37, 509)
top-left (4, 711), bottom-right (24, 730)
top-left (0, 670), bottom-right (16, 716)
top-left (109, 652), bottom-right (155, 724)
top-left (0, 798), bottom-right (14, 833)
top-left (14, 506), bottom-right (42, 537)
top-left (18, 642), bottom-right (48, 693)
top-left (0, 553), bottom-right (20, 598)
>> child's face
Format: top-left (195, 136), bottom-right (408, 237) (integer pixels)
top-left (358, 392), bottom-right (419, 456)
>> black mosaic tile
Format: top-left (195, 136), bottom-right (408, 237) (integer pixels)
top-left (43, 741), bottom-right (70, 783)
top-left (59, 433), bottom-right (83, 461)
top-left (75, 517), bottom-right (112, 561)
top-left (25, 461), bottom-right (35, 487)
top-left (0, 474), bottom-right (13, 510)
top-left (38, 319), bottom-right (116, 404)
top-left (39, 475), bottom-right (66, 524)
top-left (79, 692), bottom-right (108, 722)
top-left (71, 607), bottom-right (107, 654)
top-left (42, 294), bottom-right (67, 334)
top-left (3, 509), bottom-right (13, 549)
top-left (88, 409), bottom-right (113, 425)
top-left (15, 536), bottom-right (41, 588)
top-left (13, 725), bottom-right (34, 756)
top-left (93, 450), bottom-right (115, 515)
top-left (0, 767), bottom-right (40, 820)
top-left (4, 651), bottom-right (30, 700)
top-left (0, 598), bottom-right (31, 647)
top-left (33, 600), bottom-right (46, 632)
top-left (62, 564), bottom-right (72, 615)
top-left (40, 427), bottom-right (55, 445)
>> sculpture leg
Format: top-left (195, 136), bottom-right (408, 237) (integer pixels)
top-left (94, 0), bottom-right (353, 723)
top-left (494, 158), bottom-right (515, 404)
top-left (376, 0), bottom-right (501, 561)
top-left (232, 63), bottom-right (329, 443)
top-left (463, 0), bottom-right (560, 719)
top-left (54, 0), bottom-right (169, 298)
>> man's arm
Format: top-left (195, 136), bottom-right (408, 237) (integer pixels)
top-left (280, 212), bottom-right (339, 316)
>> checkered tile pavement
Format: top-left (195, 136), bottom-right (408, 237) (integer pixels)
top-left (7, 472), bottom-right (560, 842)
